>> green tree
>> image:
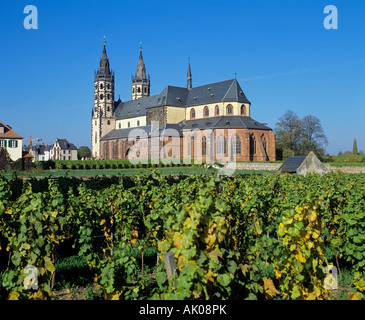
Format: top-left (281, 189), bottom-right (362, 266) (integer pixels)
top-left (275, 111), bottom-right (328, 159)
top-left (274, 110), bottom-right (302, 158)
top-left (0, 148), bottom-right (13, 170)
top-left (77, 146), bottom-right (92, 160)
top-left (353, 139), bottom-right (358, 155)
top-left (299, 115), bottom-right (328, 157)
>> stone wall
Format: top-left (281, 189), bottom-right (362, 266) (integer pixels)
top-left (326, 165), bottom-right (365, 174)
top-left (235, 162), bottom-right (282, 171)
top-left (235, 163), bottom-right (365, 173)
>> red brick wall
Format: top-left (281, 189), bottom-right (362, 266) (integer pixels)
top-left (100, 128), bottom-right (276, 162)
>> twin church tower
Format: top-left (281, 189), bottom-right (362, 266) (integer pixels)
top-left (91, 40), bottom-right (192, 158)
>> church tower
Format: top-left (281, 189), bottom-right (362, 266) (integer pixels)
top-left (187, 58), bottom-right (192, 90)
top-left (92, 39), bottom-right (115, 159)
top-left (131, 43), bottom-right (150, 100)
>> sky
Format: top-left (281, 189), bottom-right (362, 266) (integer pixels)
top-left (0, 0), bottom-right (364, 155)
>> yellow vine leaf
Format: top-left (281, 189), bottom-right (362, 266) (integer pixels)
top-left (205, 234), bottom-right (216, 247)
top-left (107, 291), bottom-right (122, 300)
top-left (263, 277), bottom-right (279, 299)
top-left (254, 220), bottom-right (262, 235)
top-left (31, 290), bottom-right (47, 300)
top-left (205, 270), bottom-right (215, 283)
top-left (8, 291), bottom-right (20, 300)
top-left (350, 292), bottom-right (364, 300)
top-left (294, 251), bottom-right (306, 263)
top-left (173, 235), bottom-right (183, 249)
top-left (274, 269), bottom-right (282, 279)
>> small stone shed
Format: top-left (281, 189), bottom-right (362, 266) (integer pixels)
top-left (279, 151), bottom-right (328, 176)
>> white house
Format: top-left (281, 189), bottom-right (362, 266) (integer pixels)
top-left (24, 144), bottom-right (52, 161)
top-left (0, 121), bottom-right (23, 161)
top-left (50, 138), bottom-right (78, 160)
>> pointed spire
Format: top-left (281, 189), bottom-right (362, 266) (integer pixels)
top-left (187, 57), bottom-right (192, 90)
top-left (135, 42), bottom-right (147, 79)
top-left (96, 37), bottom-right (113, 80)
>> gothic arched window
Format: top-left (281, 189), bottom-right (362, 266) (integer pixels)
top-left (241, 105), bottom-right (246, 115)
top-left (261, 134), bottom-right (267, 154)
top-left (226, 104), bottom-right (233, 115)
top-left (250, 134), bottom-right (256, 155)
top-left (204, 106), bottom-right (209, 117)
top-left (231, 135), bottom-right (241, 155)
top-left (202, 136), bottom-right (207, 156)
top-left (215, 105), bottom-right (219, 116)
top-left (216, 135), bottom-right (227, 155)
top-left (100, 94), bottom-right (104, 100)
top-left (190, 108), bottom-right (196, 119)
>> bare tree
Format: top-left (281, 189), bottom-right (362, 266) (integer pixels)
top-left (300, 115), bottom-right (328, 155)
top-left (275, 111), bottom-right (328, 159)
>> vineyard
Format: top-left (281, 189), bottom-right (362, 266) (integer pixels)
top-left (0, 171), bottom-right (364, 300)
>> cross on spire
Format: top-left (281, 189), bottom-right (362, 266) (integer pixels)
top-left (103, 36), bottom-right (106, 47)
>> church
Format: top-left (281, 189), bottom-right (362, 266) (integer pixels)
top-left (91, 42), bottom-right (276, 162)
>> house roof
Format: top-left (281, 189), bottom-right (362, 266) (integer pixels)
top-left (0, 121), bottom-right (23, 139)
top-left (182, 116), bottom-right (271, 131)
top-left (279, 156), bottom-right (307, 173)
top-left (30, 144), bottom-right (52, 155)
top-left (55, 138), bottom-right (77, 150)
top-left (113, 79), bottom-right (251, 120)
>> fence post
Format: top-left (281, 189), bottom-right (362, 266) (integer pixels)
top-left (110, 205), bottom-right (114, 257)
top-left (164, 252), bottom-right (177, 279)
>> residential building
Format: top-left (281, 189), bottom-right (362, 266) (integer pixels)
top-left (23, 144), bottom-right (52, 161)
top-left (0, 121), bottom-right (24, 161)
top-left (50, 138), bottom-right (78, 160)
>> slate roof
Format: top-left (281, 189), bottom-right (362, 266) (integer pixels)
top-left (186, 79), bottom-right (250, 107)
top-left (31, 144), bottom-right (52, 155)
top-left (100, 126), bottom-right (151, 141)
top-left (100, 122), bottom-right (185, 141)
top-left (279, 156), bottom-right (307, 173)
top-left (0, 121), bottom-right (23, 139)
top-left (182, 116), bottom-right (271, 131)
top-left (55, 138), bottom-right (77, 151)
top-left (113, 79), bottom-right (250, 120)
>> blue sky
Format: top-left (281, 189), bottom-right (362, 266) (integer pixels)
top-left (0, 0), bottom-right (364, 155)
